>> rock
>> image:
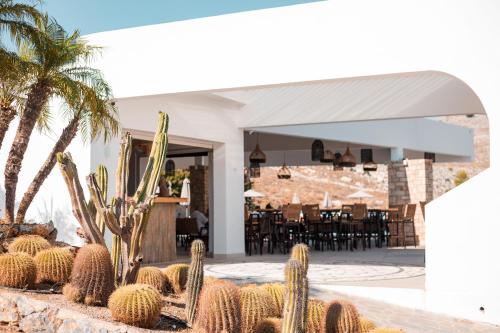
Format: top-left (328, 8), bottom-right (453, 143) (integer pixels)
top-left (19, 310), bottom-right (56, 333)
top-left (0, 295), bottom-right (20, 325)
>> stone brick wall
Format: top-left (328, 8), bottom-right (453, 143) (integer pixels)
top-left (189, 165), bottom-right (209, 214)
top-left (388, 159), bottom-right (433, 246)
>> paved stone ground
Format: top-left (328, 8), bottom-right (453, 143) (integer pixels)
top-left (172, 247), bottom-right (500, 333)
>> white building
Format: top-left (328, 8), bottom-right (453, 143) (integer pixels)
top-left (0, 0), bottom-right (499, 326)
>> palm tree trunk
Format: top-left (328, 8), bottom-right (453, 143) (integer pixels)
top-left (15, 116), bottom-right (80, 224)
top-left (0, 105), bottom-right (16, 151)
top-left (3, 80), bottom-right (50, 224)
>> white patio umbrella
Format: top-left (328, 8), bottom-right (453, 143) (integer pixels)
top-left (244, 189), bottom-right (265, 198)
top-left (180, 177), bottom-right (191, 217)
top-left (292, 192), bottom-right (301, 204)
top-left (322, 191), bottom-right (332, 208)
top-left (347, 190), bottom-right (373, 202)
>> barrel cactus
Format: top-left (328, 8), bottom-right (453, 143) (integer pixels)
top-left (162, 263), bottom-right (189, 294)
top-left (34, 247), bottom-right (73, 284)
top-left (195, 280), bottom-right (241, 333)
top-left (185, 239), bottom-right (205, 326)
top-left (367, 329), bottom-right (405, 333)
top-left (109, 283), bottom-right (162, 328)
top-left (8, 235), bottom-right (50, 256)
top-left (282, 259), bottom-right (306, 333)
top-left (260, 283), bottom-right (285, 317)
top-left (241, 285), bottom-right (275, 333)
top-left (307, 299), bottom-right (325, 333)
top-left (0, 252), bottom-right (36, 288)
top-left (63, 244), bottom-right (114, 306)
top-left (321, 300), bottom-right (361, 333)
top-left (360, 317), bottom-right (376, 333)
top-left (291, 243), bottom-right (309, 332)
top-left (203, 276), bottom-right (221, 286)
top-left (256, 318), bottom-right (282, 333)
top-left (136, 266), bottom-right (166, 293)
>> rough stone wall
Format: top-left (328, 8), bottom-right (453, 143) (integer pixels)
top-left (388, 160), bottom-right (433, 246)
top-left (189, 165), bottom-right (209, 214)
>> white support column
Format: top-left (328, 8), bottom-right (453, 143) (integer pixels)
top-left (212, 133), bottom-right (245, 256)
top-left (390, 147), bottom-right (405, 161)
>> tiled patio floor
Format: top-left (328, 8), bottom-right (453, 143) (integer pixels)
top-left (167, 247), bottom-right (499, 333)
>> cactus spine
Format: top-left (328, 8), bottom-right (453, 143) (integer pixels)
top-left (0, 252), bottom-right (36, 288)
top-left (291, 243), bottom-right (309, 333)
top-left (108, 283), bottom-right (162, 328)
top-left (321, 300), bottom-right (361, 333)
top-left (95, 164), bottom-right (108, 235)
top-left (282, 259), bottom-right (306, 333)
top-left (241, 285), bottom-right (275, 333)
top-left (162, 263), bottom-right (189, 294)
top-left (195, 280), bottom-right (241, 333)
top-left (185, 239), bottom-right (205, 326)
top-left (34, 247), bottom-right (74, 284)
top-left (256, 318), bottom-right (283, 333)
top-left (261, 283), bottom-right (285, 317)
top-left (136, 266), bottom-right (166, 293)
top-left (307, 299), bottom-right (325, 333)
top-left (8, 235), bottom-right (50, 256)
top-left (63, 244), bottom-right (114, 306)
top-left (360, 317), bottom-right (376, 333)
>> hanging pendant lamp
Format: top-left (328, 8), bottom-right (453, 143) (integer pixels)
top-left (311, 139), bottom-right (324, 161)
top-left (249, 134), bottom-right (266, 164)
top-left (333, 152), bottom-right (343, 171)
top-left (320, 150), bottom-right (334, 163)
top-left (277, 152), bottom-right (291, 179)
top-left (361, 148), bottom-right (377, 172)
top-left (340, 147), bottom-right (356, 167)
top-left (249, 161), bottom-right (261, 178)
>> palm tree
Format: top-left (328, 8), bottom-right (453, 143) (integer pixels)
top-left (0, 0), bottom-right (43, 45)
top-left (3, 17), bottom-right (115, 224)
top-left (15, 82), bottom-right (119, 224)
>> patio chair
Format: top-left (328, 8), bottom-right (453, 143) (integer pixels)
top-left (351, 203), bottom-right (368, 251)
top-left (303, 204), bottom-right (322, 250)
top-left (283, 203), bottom-right (302, 251)
top-left (245, 213), bottom-right (261, 256)
top-left (387, 204), bottom-right (405, 247)
top-left (403, 203), bottom-right (418, 248)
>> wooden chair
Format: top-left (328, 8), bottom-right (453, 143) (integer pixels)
top-left (351, 203), bottom-right (368, 251)
top-left (387, 205), bottom-right (404, 247)
top-left (245, 213), bottom-right (261, 255)
top-left (283, 204), bottom-right (302, 251)
top-left (403, 203), bottom-right (417, 248)
top-left (303, 204), bottom-right (323, 250)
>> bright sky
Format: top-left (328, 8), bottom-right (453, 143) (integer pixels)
top-left (39, 0), bottom-right (321, 35)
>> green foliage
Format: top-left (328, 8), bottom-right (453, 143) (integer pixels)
top-left (165, 169), bottom-right (190, 197)
top-left (108, 283), bottom-right (162, 328)
top-left (454, 170), bottom-right (469, 187)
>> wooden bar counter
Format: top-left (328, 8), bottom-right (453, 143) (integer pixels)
top-left (142, 197), bottom-right (187, 264)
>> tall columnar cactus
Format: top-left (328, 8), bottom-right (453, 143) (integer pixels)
top-left (307, 299), bottom-right (325, 333)
top-left (241, 285), bottom-right (275, 333)
top-left (58, 112), bottom-right (169, 285)
top-left (194, 280), bottom-right (241, 333)
top-left (261, 283), bottom-right (285, 317)
top-left (256, 318), bottom-right (283, 333)
top-left (185, 239), bottom-right (205, 326)
top-left (321, 300), bottom-right (361, 333)
top-left (34, 247), bottom-right (74, 284)
top-left (291, 243), bottom-right (309, 332)
top-left (0, 252), bottom-right (36, 288)
top-left (63, 244), bottom-right (114, 306)
top-left (95, 164), bottom-right (108, 235)
top-left (108, 283), bottom-right (162, 328)
top-left (8, 235), bottom-right (50, 256)
top-left (282, 259), bottom-right (306, 333)
top-left (360, 317), bottom-right (376, 333)
top-left (136, 266), bottom-right (166, 293)
top-left (162, 263), bottom-right (189, 294)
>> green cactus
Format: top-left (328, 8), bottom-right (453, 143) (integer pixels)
top-left (260, 283), bottom-right (285, 317)
top-left (34, 247), bottom-right (73, 284)
top-left (162, 263), bottom-right (189, 294)
top-left (194, 280), bottom-right (241, 333)
top-left (256, 318), bottom-right (283, 333)
top-left (307, 299), bottom-right (325, 333)
top-left (0, 252), bottom-right (36, 288)
top-left (291, 243), bottom-right (309, 332)
top-left (136, 266), bottom-right (166, 293)
top-left (241, 285), bottom-right (275, 333)
top-left (63, 244), bottom-right (114, 306)
top-left (108, 283), bottom-right (162, 328)
top-left (282, 259), bottom-right (306, 333)
top-left (360, 317), bottom-right (376, 333)
top-left (321, 300), bottom-right (361, 333)
top-left (367, 329), bottom-right (404, 333)
top-left (8, 235), bottom-right (50, 256)
top-left (95, 164), bottom-right (108, 235)
top-left (185, 239), bottom-right (205, 326)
